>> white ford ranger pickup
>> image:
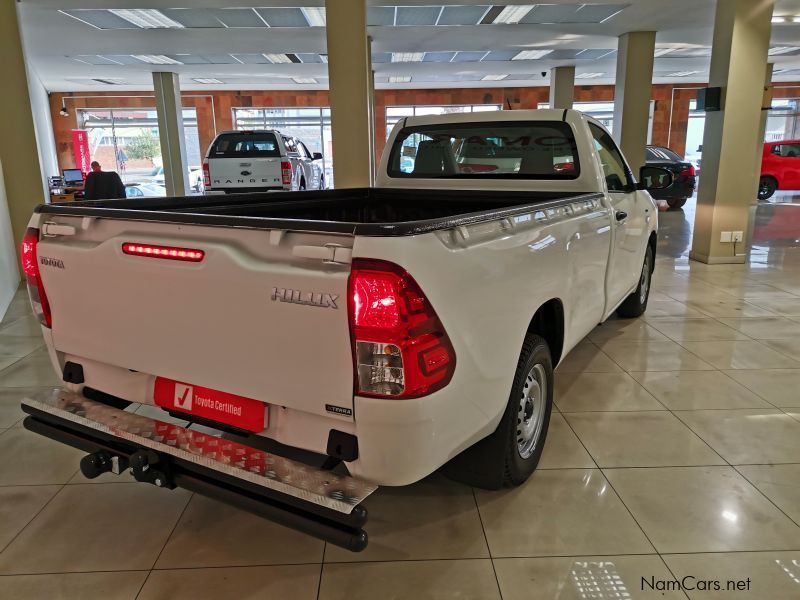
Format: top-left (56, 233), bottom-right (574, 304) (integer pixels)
top-left (19, 110), bottom-right (669, 551)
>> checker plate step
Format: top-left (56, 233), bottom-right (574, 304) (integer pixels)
top-left (23, 388), bottom-right (377, 513)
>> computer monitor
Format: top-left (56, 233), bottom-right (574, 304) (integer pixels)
top-left (63, 169), bottom-right (84, 185)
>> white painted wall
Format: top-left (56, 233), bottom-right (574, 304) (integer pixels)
top-left (0, 160), bottom-right (20, 320)
top-left (26, 64), bottom-right (58, 197)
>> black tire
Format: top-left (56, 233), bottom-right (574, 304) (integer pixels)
top-left (319, 176), bottom-right (325, 190)
top-left (758, 176), bottom-right (777, 201)
top-left (441, 334), bottom-right (553, 490)
top-left (616, 244), bottom-right (653, 318)
top-left (666, 198), bottom-right (687, 210)
top-left (299, 179), bottom-right (306, 191)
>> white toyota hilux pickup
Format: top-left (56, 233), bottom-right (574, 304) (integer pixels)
top-left (19, 109), bottom-right (669, 551)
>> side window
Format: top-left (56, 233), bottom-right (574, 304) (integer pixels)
top-left (782, 143), bottom-right (800, 157)
top-left (297, 142), bottom-right (311, 159)
top-left (283, 137), bottom-right (297, 154)
top-left (772, 145), bottom-right (782, 156)
top-left (589, 123), bottom-right (632, 192)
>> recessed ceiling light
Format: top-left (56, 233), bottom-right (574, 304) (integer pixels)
top-left (493, 5), bottom-right (534, 24)
top-left (389, 75), bottom-right (412, 83)
top-left (301, 7), bottom-right (326, 27)
top-left (293, 77), bottom-right (318, 84)
top-left (666, 70), bottom-right (702, 77)
top-left (512, 49), bottom-right (553, 60)
top-left (654, 48), bottom-right (679, 57)
top-left (482, 74), bottom-right (508, 81)
top-left (109, 9), bottom-right (184, 29)
top-left (769, 46), bottom-right (800, 55)
top-left (576, 72), bottom-right (604, 79)
top-left (132, 54), bottom-right (183, 65)
top-left (192, 78), bottom-right (223, 84)
top-left (391, 52), bottom-right (425, 63)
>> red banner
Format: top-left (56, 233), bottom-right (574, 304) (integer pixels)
top-left (71, 129), bottom-right (91, 174)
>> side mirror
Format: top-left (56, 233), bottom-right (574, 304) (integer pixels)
top-left (312, 152), bottom-right (323, 160)
top-left (638, 166), bottom-right (673, 191)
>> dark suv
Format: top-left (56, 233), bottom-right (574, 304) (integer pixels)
top-left (645, 146), bottom-right (697, 209)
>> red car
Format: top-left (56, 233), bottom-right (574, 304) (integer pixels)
top-left (759, 140), bottom-right (800, 200)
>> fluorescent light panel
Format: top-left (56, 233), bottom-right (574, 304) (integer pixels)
top-left (667, 70), bottom-right (702, 77)
top-left (653, 47), bottom-right (679, 57)
top-left (512, 49), bottom-right (553, 60)
top-left (132, 54), bottom-right (183, 65)
top-left (773, 15), bottom-right (800, 23)
top-left (389, 75), bottom-right (412, 83)
top-left (301, 7), bottom-right (326, 26)
top-left (293, 77), bottom-right (318, 84)
top-left (391, 52), bottom-right (425, 62)
top-left (493, 5), bottom-right (534, 24)
top-left (482, 74), bottom-right (508, 80)
top-left (193, 78), bottom-right (223, 84)
top-left (92, 78), bottom-right (127, 85)
top-left (576, 72), bottom-right (604, 79)
top-left (109, 9), bottom-right (184, 29)
top-left (264, 53), bottom-right (292, 63)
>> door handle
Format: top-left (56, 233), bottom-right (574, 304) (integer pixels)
top-left (615, 211), bottom-right (628, 222)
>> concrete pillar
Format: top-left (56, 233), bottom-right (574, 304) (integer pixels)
top-left (612, 31), bottom-right (656, 174)
top-left (549, 66), bottom-right (575, 110)
top-left (153, 72), bottom-right (189, 197)
top-left (690, 0), bottom-right (774, 265)
top-left (325, 0), bottom-right (373, 187)
top-left (0, 0), bottom-right (46, 271)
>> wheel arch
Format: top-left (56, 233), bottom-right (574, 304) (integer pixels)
top-left (526, 299), bottom-right (565, 366)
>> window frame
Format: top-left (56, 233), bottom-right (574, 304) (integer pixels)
top-left (589, 122), bottom-right (635, 193)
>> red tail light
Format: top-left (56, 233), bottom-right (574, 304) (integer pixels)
top-left (680, 165), bottom-right (696, 178)
top-left (20, 228), bottom-right (52, 328)
top-left (348, 259), bottom-right (455, 399)
top-left (122, 243), bottom-right (205, 262)
top-left (202, 162), bottom-right (211, 188)
top-left (281, 160), bottom-right (292, 187)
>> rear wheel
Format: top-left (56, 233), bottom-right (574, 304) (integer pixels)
top-left (441, 334), bottom-right (553, 489)
top-left (299, 179), bottom-right (306, 191)
top-left (319, 175), bottom-right (325, 190)
top-left (666, 198), bottom-right (687, 210)
top-left (616, 244), bottom-right (653, 318)
top-left (758, 176), bottom-right (777, 200)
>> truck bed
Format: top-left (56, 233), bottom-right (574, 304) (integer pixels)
top-left (37, 187), bottom-right (598, 236)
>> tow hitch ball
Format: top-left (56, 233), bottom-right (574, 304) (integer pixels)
top-left (79, 450), bottom-right (175, 489)
top-left (129, 450), bottom-right (176, 489)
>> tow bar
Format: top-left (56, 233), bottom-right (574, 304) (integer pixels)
top-left (22, 388), bottom-right (377, 552)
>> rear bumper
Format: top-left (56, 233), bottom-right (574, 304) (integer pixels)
top-left (21, 388), bottom-right (377, 552)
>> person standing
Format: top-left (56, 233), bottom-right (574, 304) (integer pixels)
top-left (83, 161), bottom-right (126, 200)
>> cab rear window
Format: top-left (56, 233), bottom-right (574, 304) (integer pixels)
top-left (387, 121), bottom-right (580, 179)
top-left (210, 133), bottom-right (281, 158)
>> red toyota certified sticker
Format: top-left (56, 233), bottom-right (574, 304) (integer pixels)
top-left (153, 378), bottom-right (267, 432)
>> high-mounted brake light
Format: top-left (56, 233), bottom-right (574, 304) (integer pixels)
top-left (122, 243), bottom-right (205, 262)
top-left (21, 228), bottom-right (52, 328)
top-left (202, 161), bottom-right (211, 188)
top-left (281, 160), bottom-right (292, 187)
top-left (348, 259), bottom-right (455, 399)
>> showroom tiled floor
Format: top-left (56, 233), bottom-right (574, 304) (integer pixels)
top-left (0, 198), bottom-right (799, 599)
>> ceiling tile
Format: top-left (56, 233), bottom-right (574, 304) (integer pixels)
top-left (255, 8), bottom-right (309, 27)
top-left (212, 8), bottom-right (266, 28)
top-left (72, 55), bottom-right (123, 66)
top-left (452, 51), bottom-right (488, 62)
top-left (160, 8), bottom-right (224, 28)
top-left (60, 9), bottom-right (136, 29)
top-left (367, 6), bottom-right (395, 26)
top-left (438, 5), bottom-right (491, 26)
top-left (395, 6), bottom-right (441, 26)
top-left (232, 54), bottom-right (270, 64)
top-left (371, 52), bottom-right (393, 63)
top-left (482, 50), bottom-right (520, 61)
top-left (296, 53), bottom-right (323, 63)
top-left (423, 51), bottom-right (457, 62)
top-left (522, 3), bottom-right (628, 24)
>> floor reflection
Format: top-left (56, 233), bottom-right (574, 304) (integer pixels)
top-left (657, 191), bottom-right (800, 264)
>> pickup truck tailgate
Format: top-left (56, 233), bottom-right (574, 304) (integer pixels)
top-left (36, 218), bottom-right (354, 418)
top-left (208, 157), bottom-right (284, 190)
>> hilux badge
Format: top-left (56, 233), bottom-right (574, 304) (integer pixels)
top-left (271, 287), bottom-right (339, 309)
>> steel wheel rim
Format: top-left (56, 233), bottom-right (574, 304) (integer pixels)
top-left (639, 251), bottom-right (651, 305)
top-left (517, 363), bottom-right (547, 459)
